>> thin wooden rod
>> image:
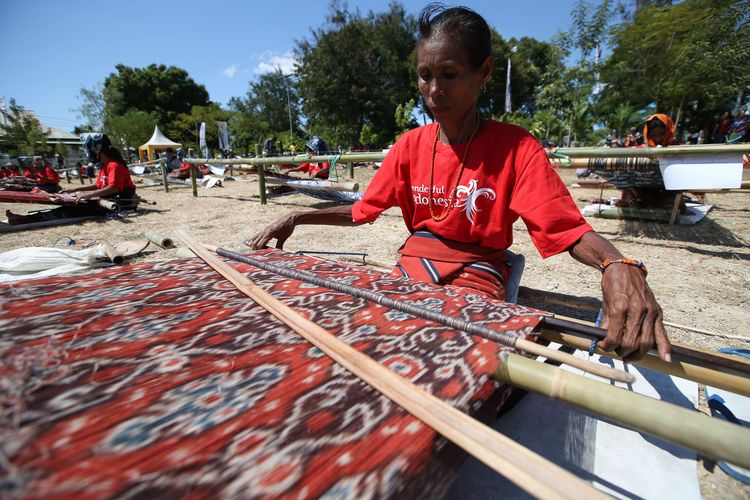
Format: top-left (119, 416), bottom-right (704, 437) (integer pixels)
top-left (176, 230), bottom-right (607, 500)
top-left (541, 330), bottom-right (750, 399)
top-left (519, 286), bottom-right (750, 341)
top-left (541, 316), bottom-right (750, 376)
top-left (494, 352), bottom-right (750, 470)
top-left (207, 245), bottom-right (634, 383)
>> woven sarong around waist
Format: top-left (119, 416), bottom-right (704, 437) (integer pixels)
top-left (393, 230), bottom-right (509, 300)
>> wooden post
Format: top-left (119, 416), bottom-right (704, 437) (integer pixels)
top-left (159, 158), bottom-right (169, 193)
top-left (78, 168), bottom-right (85, 185)
top-left (64, 170), bottom-right (71, 184)
top-left (669, 192), bottom-right (683, 225)
top-left (190, 163), bottom-right (198, 197)
top-left (256, 144), bottom-right (266, 205)
top-left (348, 162), bottom-right (354, 179)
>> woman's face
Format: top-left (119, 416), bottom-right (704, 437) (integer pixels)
top-left (648, 126), bottom-right (667, 146)
top-left (417, 36), bottom-right (491, 124)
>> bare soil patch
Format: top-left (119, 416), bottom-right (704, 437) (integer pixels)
top-left (2, 165), bottom-right (748, 497)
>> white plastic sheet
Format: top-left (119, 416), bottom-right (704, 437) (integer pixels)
top-left (0, 245), bottom-right (108, 283)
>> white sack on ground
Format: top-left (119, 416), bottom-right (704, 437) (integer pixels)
top-left (0, 245), bottom-right (108, 282)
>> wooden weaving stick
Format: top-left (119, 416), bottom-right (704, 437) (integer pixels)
top-left (541, 330), bottom-right (750, 399)
top-left (175, 230), bottom-right (608, 500)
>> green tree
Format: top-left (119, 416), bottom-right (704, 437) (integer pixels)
top-left (75, 82), bottom-right (105, 131)
top-left (601, 0), bottom-right (750, 127)
top-left (108, 109), bottom-right (159, 157)
top-left (393, 98), bottom-right (418, 141)
top-left (359, 121), bottom-right (379, 149)
top-left (0, 99), bottom-right (50, 156)
top-left (249, 69), bottom-right (301, 137)
top-left (295, 2), bottom-right (417, 148)
top-left (172, 104), bottom-right (233, 155)
top-left (102, 64), bottom-right (210, 136)
top-left (227, 97), bottom-right (266, 155)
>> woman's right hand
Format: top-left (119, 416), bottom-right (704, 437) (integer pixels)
top-left (249, 214), bottom-right (297, 250)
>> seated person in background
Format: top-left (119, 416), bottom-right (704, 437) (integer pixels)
top-left (617, 114), bottom-right (681, 209)
top-left (163, 147), bottom-right (182, 172)
top-left (642, 114), bottom-right (676, 148)
top-left (712, 111), bottom-right (732, 143)
top-left (6, 134), bottom-right (137, 225)
top-left (0, 162), bottom-right (15, 178)
top-left (24, 156), bottom-right (61, 193)
top-left (286, 136), bottom-right (331, 179)
top-left (685, 124), bottom-right (701, 145)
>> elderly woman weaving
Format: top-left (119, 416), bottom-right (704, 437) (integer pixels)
top-left (251, 4), bottom-right (671, 363)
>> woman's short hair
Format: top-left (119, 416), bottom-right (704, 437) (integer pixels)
top-left (418, 3), bottom-right (491, 69)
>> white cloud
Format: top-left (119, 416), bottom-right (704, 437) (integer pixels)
top-left (222, 63), bottom-right (239, 78)
top-left (253, 52), bottom-right (297, 75)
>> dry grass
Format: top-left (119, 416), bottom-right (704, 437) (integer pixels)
top-left (1, 165), bottom-right (749, 497)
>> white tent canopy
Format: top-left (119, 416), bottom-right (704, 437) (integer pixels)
top-left (138, 125), bottom-right (182, 161)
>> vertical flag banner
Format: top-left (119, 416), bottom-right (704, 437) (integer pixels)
top-left (217, 122), bottom-right (230, 152)
top-left (199, 122), bottom-right (208, 158)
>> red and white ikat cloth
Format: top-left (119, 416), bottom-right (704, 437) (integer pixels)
top-left (0, 249), bottom-right (545, 498)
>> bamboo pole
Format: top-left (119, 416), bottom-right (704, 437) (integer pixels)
top-left (179, 143), bottom-right (750, 169)
top-left (540, 330), bottom-right (750, 399)
top-left (159, 158), bottom-right (169, 193)
top-left (102, 241), bottom-right (123, 265)
top-left (494, 352), bottom-right (750, 469)
top-left (96, 199), bottom-right (119, 212)
top-left (142, 231), bottom-right (173, 249)
top-left (175, 230), bottom-right (607, 500)
top-left (189, 163), bottom-right (198, 197)
top-left (255, 144), bottom-right (266, 206)
top-left (0, 216), bottom-right (100, 233)
top-left (208, 245), bottom-right (633, 383)
top-left (552, 143), bottom-right (750, 159)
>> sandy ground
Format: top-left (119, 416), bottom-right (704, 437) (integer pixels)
top-left (1, 165), bottom-right (749, 497)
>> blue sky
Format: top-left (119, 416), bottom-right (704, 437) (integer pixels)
top-left (0, 0), bottom-right (580, 132)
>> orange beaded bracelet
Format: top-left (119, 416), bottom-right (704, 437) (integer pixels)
top-left (599, 258), bottom-right (648, 277)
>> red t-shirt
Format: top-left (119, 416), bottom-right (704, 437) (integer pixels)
top-left (24, 165), bottom-right (60, 185)
top-left (96, 161), bottom-right (136, 193)
top-left (352, 120), bottom-right (592, 258)
top-left (298, 162), bottom-right (330, 179)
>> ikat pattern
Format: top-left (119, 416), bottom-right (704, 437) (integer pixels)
top-left (0, 250), bottom-right (544, 498)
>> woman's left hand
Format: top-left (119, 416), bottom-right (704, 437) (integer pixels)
top-left (598, 264), bottom-right (672, 362)
top-left (73, 192), bottom-right (93, 202)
